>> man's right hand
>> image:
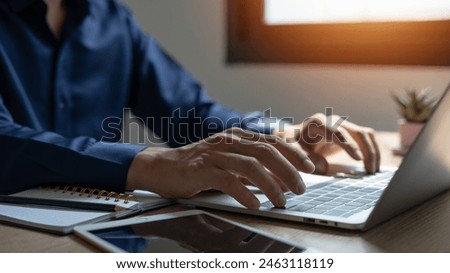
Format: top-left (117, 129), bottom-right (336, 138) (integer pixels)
top-left (126, 128), bottom-right (316, 209)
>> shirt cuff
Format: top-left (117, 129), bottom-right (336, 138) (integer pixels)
top-left (77, 142), bottom-right (146, 193)
top-left (241, 111), bottom-right (292, 135)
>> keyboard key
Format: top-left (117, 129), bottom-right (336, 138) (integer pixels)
top-left (323, 194), bottom-right (341, 199)
top-left (357, 187), bottom-right (379, 193)
top-left (308, 183), bottom-right (331, 190)
top-left (302, 193), bottom-right (321, 198)
top-left (334, 198), bottom-right (353, 203)
top-left (358, 196), bottom-right (378, 202)
top-left (315, 197), bottom-right (334, 202)
top-left (326, 201), bottom-right (346, 206)
top-left (293, 196), bottom-right (314, 202)
top-left (285, 193), bottom-right (297, 199)
top-left (345, 186), bottom-right (363, 191)
top-left (324, 185), bottom-right (342, 190)
top-left (261, 201), bottom-right (273, 208)
top-left (333, 188), bottom-right (353, 193)
top-left (353, 199), bottom-right (373, 205)
top-left (284, 199), bottom-right (302, 209)
top-left (334, 182), bottom-right (351, 187)
top-left (332, 191), bottom-right (353, 197)
top-left (290, 204), bottom-right (316, 212)
top-left (304, 200), bottom-right (323, 206)
top-left (315, 205), bottom-right (335, 211)
top-left (310, 190), bottom-right (329, 195)
top-left (341, 194), bottom-right (362, 199)
top-left (337, 205), bottom-right (359, 212)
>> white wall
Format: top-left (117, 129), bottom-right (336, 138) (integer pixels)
top-left (122, 0), bottom-right (450, 131)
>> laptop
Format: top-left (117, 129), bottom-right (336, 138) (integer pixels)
top-left (179, 83), bottom-right (450, 231)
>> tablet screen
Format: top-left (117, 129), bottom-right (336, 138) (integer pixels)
top-left (90, 213), bottom-right (304, 253)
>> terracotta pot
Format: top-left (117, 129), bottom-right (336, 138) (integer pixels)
top-left (398, 119), bottom-right (424, 148)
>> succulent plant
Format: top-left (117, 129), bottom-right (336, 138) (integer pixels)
top-left (392, 88), bottom-right (437, 123)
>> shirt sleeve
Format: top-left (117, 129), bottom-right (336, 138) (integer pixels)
top-left (0, 96), bottom-right (145, 194)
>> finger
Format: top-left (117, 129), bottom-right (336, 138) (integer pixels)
top-left (305, 115), bottom-right (365, 161)
top-left (367, 130), bottom-right (381, 172)
top-left (225, 128), bottom-right (315, 173)
top-left (310, 127), bottom-right (364, 161)
top-left (301, 115), bottom-right (380, 173)
top-left (228, 140), bottom-right (306, 195)
top-left (209, 151), bottom-right (287, 207)
top-left (207, 132), bottom-right (306, 194)
top-left (299, 114), bottom-right (326, 150)
top-left (351, 130), bottom-right (378, 174)
top-left (308, 153), bottom-right (329, 175)
top-left (316, 115), bottom-right (363, 160)
top-left (237, 175), bottom-right (252, 186)
top-left (339, 121), bottom-right (382, 172)
top-left (334, 123), bottom-right (379, 173)
top-left (331, 127), bottom-right (364, 161)
top-left (208, 168), bottom-right (261, 210)
top-left (238, 173), bottom-right (289, 192)
top-left (269, 172), bottom-right (291, 192)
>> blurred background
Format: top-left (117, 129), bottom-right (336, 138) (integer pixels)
top-left (122, 0), bottom-right (450, 132)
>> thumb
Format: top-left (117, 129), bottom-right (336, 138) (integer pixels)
top-left (308, 153), bottom-right (329, 175)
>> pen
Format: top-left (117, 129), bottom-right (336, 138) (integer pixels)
top-left (0, 195), bottom-right (118, 212)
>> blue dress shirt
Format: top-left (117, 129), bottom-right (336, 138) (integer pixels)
top-left (0, 0), bottom-right (266, 194)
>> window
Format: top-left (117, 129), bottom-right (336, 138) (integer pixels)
top-left (227, 0), bottom-right (450, 65)
top-left (265, 0), bottom-right (450, 25)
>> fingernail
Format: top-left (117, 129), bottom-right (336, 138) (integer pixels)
top-left (372, 162), bottom-right (377, 174)
top-left (304, 158), bottom-right (316, 172)
top-left (250, 198), bottom-right (261, 210)
top-left (276, 193), bottom-right (286, 207)
top-left (296, 181), bottom-right (306, 194)
top-left (315, 159), bottom-right (327, 174)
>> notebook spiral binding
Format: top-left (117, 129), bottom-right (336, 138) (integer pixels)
top-left (41, 186), bottom-right (135, 204)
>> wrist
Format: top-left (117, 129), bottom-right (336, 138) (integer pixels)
top-left (126, 147), bottom-right (169, 191)
top-left (273, 123), bottom-right (300, 142)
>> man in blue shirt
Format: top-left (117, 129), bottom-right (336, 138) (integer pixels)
top-left (0, 0), bottom-right (380, 209)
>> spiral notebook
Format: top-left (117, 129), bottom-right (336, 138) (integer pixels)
top-left (0, 186), bottom-right (174, 234)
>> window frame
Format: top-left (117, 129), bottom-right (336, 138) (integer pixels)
top-left (226, 0), bottom-right (450, 66)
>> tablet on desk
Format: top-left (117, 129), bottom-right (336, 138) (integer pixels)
top-left (74, 210), bottom-right (311, 253)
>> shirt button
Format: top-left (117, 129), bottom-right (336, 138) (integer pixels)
top-left (58, 102), bottom-right (65, 109)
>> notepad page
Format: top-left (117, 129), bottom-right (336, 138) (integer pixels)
top-left (0, 204), bottom-right (111, 234)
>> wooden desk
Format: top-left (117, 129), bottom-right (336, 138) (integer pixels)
top-left (1, 132), bottom-right (449, 253)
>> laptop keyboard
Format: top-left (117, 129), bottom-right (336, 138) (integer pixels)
top-left (261, 171), bottom-right (394, 218)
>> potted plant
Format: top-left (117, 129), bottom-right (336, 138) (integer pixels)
top-left (392, 88), bottom-right (437, 154)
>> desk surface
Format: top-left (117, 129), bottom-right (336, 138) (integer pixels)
top-left (1, 132), bottom-right (449, 253)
